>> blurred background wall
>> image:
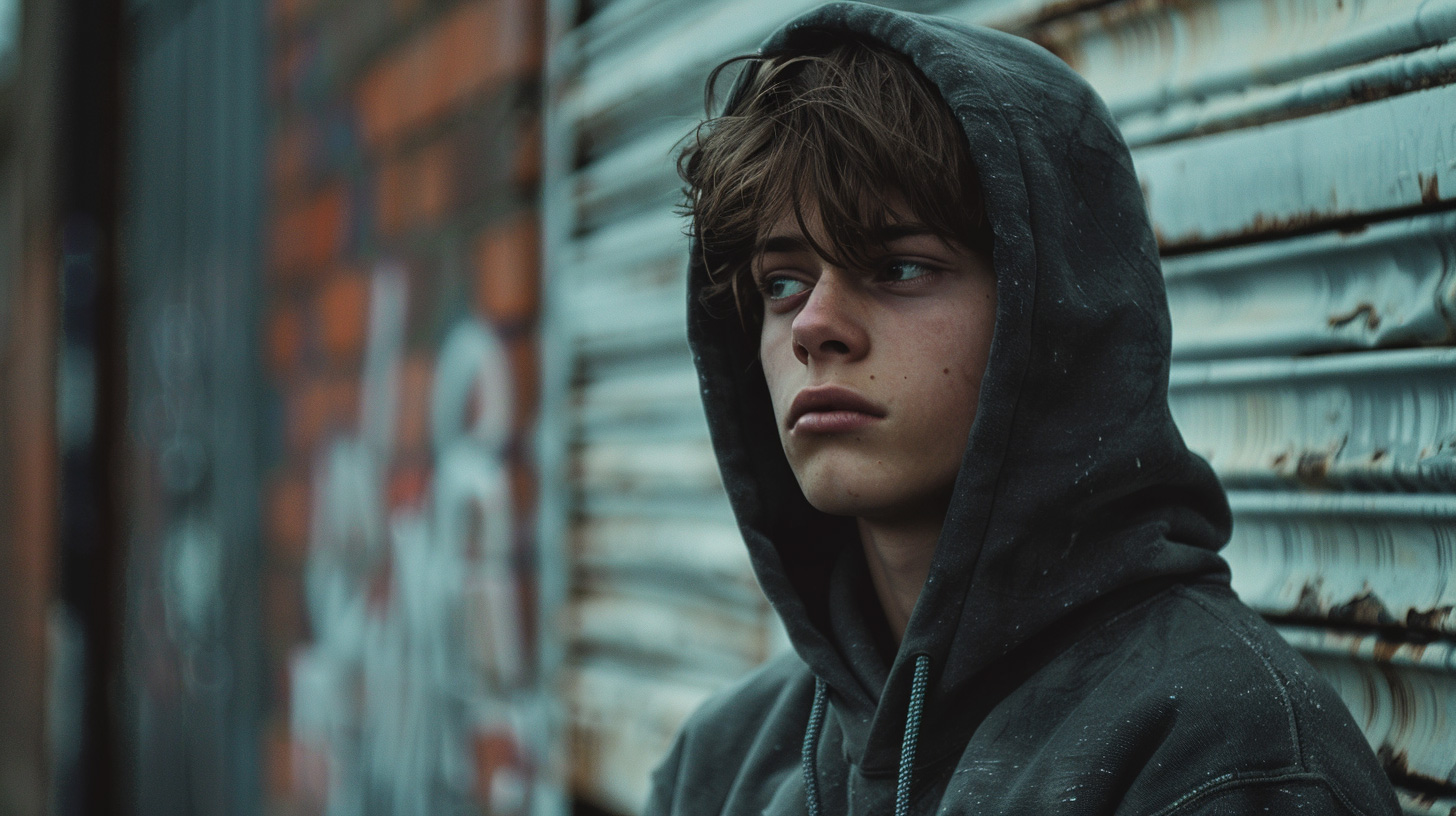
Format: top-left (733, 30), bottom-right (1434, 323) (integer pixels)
top-left (124, 1), bottom-right (266, 814)
top-left (0, 0), bottom-right (62, 812)
top-left (3, 0), bottom-right (558, 813)
top-left (2, 0), bottom-right (1456, 814)
top-left (260, 0), bottom-right (548, 813)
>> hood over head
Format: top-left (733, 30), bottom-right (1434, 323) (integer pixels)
top-left (685, 0), bottom-right (1232, 778)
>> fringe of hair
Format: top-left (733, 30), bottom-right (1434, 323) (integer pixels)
top-left (675, 39), bottom-right (990, 331)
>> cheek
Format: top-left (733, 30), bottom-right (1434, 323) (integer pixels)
top-left (940, 290), bottom-right (996, 391)
top-left (758, 322), bottom-right (798, 419)
top-left (901, 309), bottom-right (993, 423)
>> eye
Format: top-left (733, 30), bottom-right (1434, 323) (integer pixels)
top-left (762, 275), bottom-right (810, 300)
top-left (880, 259), bottom-right (936, 283)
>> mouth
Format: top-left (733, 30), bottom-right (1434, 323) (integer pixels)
top-left (787, 385), bottom-right (887, 433)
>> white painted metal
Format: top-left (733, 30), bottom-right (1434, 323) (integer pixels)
top-left (577, 438), bottom-right (726, 497)
top-left (1164, 211), bottom-right (1456, 360)
top-left (575, 124), bottom-right (685, 232)
top-left (1121, 38), bottom-right (1456, 147)
top-left (1398, 792), bottom-right (1456, 816)
top-left (1280, 628), bottom-right (1456, 787)
top-left (1136, 80), bottom-right (1456, 247)
top-left (1039, 0), bottom-right (1456, 117)
top-left (1228, 492), bottom-right (1456, 634)
top-left (1170, 348), bottom-right (1456, 491)
top-left (573, 516), bottom-right (759, 600)
top-left (575, 359), bottom-right (705, 442)
top-left (564, 662), bottom-right (720, 814)
top-left (536, 1), bottom-right (593, 813)
top-left (570, 588), bottom-right (775, 674)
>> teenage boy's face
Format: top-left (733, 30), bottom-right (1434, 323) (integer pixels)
top-left (754, 203), bottom-right (996, 524)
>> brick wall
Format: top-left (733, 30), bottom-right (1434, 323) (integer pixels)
top-left (262, 0), bottom-right (544, 811)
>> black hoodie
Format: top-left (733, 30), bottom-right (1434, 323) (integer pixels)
top-left (646, 3), bottom-right (1402, 814)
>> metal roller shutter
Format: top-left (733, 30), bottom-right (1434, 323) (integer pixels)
top-left (541, 0), bottom-right (1456, 811)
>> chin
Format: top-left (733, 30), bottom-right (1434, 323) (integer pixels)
top-left (800, 487), bottom-right (875, 518)
top-left (793, 456), bottom-right (902, 519)
top-left (791, 446), bottom-right (958, 522)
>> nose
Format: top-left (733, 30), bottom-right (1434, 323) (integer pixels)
top-left (791, 271), bottom-right (869, 365)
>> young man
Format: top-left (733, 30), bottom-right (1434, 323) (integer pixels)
top-left (652, 3), bottom-right (1400, 815)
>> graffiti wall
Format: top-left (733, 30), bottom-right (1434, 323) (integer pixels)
top-left (262, 0), bottom-right (550, 811)
top-left (288, 269), bottom-right (545, 814)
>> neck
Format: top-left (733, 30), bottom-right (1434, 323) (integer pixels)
top-left (857, 510), bottom-right (942, 644)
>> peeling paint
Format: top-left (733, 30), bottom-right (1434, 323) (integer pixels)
top-left (1226, 492), bottom-right (1456, 635)
top-left (1038, 0), bottom-right (1456, 118)
top-left (1294, 451), bottom-right (1333, 487)
top-left (1280, 628), bottom-right (1456, 786)
top-left (1394, 788), bottom-right (1456, 815)
top-left (1407, 606), bottom-right (1455, 632)
top-left (1378, 746), bottom-right (1455, 796)
top-left (1327, 302), bottom-right (1381, 331)
top-left (1294, 579), bottom-right (1326, 617)
top-left (1327, 589), bottom-right (1400, 627)
top-left (1422, 173), bottom-right (1443, 205)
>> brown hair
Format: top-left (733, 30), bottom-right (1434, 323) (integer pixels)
top-left (676, 38), bottom-right (991, 328)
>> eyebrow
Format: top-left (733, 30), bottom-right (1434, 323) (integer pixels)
top-left (755, 223), bottom-right (939, 256)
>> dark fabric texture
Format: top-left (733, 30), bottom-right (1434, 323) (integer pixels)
top-left (648, 3), bottom-right (1402, 814)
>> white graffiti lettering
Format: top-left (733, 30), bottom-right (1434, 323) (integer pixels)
top-left (291, 265), bottom-right (535, 816)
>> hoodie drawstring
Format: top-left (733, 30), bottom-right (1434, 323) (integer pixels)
top-left (803, 677), bottom-right (828, 816)
top-left (896, 654), bottom-right (931, 816)
top-left (801, 654), bottom-right (931, 816)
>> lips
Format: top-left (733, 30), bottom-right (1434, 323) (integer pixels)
top-left (787, 385), bottom-right (887, 433)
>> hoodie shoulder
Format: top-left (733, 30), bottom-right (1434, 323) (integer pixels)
top-left (955, 584), bottom-right (1399, 816)
top-left (1112, 586), bottom-right (1401, 816)
top-left (645, 651), bottom-right (815, 815)
top-left (680, 648), bottom-right (815, 742)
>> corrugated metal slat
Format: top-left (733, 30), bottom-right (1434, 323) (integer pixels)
top-left (1041, 0), bottom-right (1456, 118)
top-left (1170, 348), bottom-right (1456, 491)
top-left (1136, 81), bottom-right (1456, 247)
top-left (1165, 211), bottom-right (1456, 360)
top-left (1229, 491), bottom-right (1456, 635)
top-left (1280, 628), bottom-right (1456, 789)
